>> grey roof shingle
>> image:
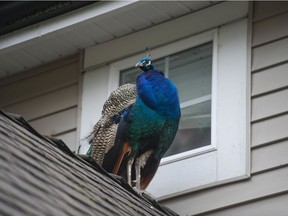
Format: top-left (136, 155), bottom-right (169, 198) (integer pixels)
top-left (0, 110), bottom-right (177, 216)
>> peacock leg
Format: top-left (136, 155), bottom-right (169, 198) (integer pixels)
top-left (135, 150), bottom-right (153, 191)
top-left (135, 158), bottom-right (141, 190)
top-left (127, 158), bottom-right (134, 186)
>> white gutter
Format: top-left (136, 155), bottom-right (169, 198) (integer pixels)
top-left (0, 1), bottom-right (138, 52)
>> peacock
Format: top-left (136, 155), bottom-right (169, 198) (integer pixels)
top-left (87, 57), bottom-right (181, 191)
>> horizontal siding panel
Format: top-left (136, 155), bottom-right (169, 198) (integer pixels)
top-left (251, 114), bottom-right (288, 147)
top-left (0, 62), bottom-right (78, 107)
top-left (253, 12), bottom-right (288, 46)
top-left (3, 85), bottom-right (78, 121)
top-left (55, 130), bottom-right (77, 152)
top-left (252, 140), bottom-right (288, 174)
top-left (252, 89), bottom-right (288, 121)
top-left (252, 37), bottom-right (288, 71)
top-left (252, 63), bottom-right (288, 96)
top-left (199, 192), bottom-right (288, 216)
top-left (253, 1), bottom-right (288, 22)
top-left (161, 166), bottom-right (288, 216)
top-left (29, 107), bottom-right (77, 136)
top-left (0, 55), bottom-right (78, 86)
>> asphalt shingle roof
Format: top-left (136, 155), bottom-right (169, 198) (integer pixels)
top-left (0, 110), bottom-right (177, 216)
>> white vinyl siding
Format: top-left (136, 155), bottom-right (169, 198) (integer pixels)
top-left (147, 19), bottom-right (249, 198)
top-left (0, 55), bottom-right (80, 152)
top-left (162, 166), bottom-right (288, 215)
top-left (160, 2), bottom-right (288, 215)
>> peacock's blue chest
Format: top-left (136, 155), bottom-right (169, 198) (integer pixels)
top-left (136, 70), bottom-right (181, 119)
top-left (127, 69), bottom-right (181, 150)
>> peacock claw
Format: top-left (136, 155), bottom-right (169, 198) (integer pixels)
top-left (132, 187), bottom-right (156, 200)
top-left (142, 191), bottom-right (156, 200)
top-left (132, 186), bottom-right (144, 195)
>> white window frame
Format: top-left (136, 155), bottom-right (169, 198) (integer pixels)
top-left (119, 43), bottom-right (215, 160)
top-left (106, 19), bottom-right (249, 199)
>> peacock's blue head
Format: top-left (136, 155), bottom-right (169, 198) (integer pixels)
top-left (135, 57), bottom-right (155, 72)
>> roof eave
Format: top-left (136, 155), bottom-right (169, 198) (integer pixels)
top-left (0, 1), bottom-right (138, 52)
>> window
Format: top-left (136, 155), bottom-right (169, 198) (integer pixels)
top-left (120, 42), bottom-right (213, 157)
top-left (81, 18), bottom-right (249, 199)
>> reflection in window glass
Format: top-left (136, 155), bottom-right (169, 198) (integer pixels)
top-left (120, 42), bottom-right (213, 157)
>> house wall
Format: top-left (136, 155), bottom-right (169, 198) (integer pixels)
top-left (160, 2), bottom-right (288, 215)
top-left (0, 55), bottom-right (80, 152)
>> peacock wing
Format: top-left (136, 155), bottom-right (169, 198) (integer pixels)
top-left (90, 84), bottom-right (137, 166)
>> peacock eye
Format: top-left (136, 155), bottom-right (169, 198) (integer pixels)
top-left (145, 60), bottom-right (151, 66)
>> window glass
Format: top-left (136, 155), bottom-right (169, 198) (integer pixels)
top-left (120, 42), bottom-right (213, 157)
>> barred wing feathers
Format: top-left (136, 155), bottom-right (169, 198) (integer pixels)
top-left (90, 84), bottom-right (137, 166)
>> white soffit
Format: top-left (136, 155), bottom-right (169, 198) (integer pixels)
top-left (0, 1), bottom-right (216, 78)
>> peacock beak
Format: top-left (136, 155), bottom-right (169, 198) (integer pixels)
top-left (135, 62), bottom-right (143, 67)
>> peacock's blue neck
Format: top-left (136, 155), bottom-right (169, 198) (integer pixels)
top-left (136, 69), bottom-right (181, 119)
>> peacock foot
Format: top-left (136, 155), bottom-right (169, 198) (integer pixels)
top-left (132, 187), bottom-right (156, 200)
top-left (132, 186), bottom-right (144, 195)
top-left (141, 190), bottom-right (156, 200)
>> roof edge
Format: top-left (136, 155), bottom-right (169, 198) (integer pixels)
top-left (0, 1), bottom-right (138, 52)
top-left (0, 2), bottom-right (96, 36)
